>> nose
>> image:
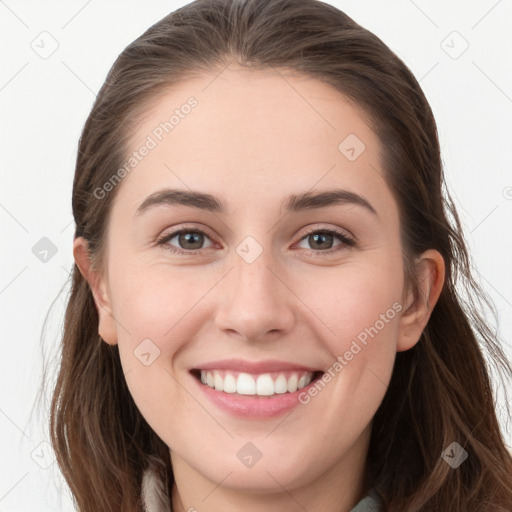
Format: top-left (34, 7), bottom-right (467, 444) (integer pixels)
top-left (213, 248), bottom-right (295, 343)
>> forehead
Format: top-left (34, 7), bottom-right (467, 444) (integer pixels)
top-left (116, 66), bottom-right (391, 216)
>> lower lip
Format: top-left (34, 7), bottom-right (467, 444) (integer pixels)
top-left (191, 372), bottom-right (323, 418)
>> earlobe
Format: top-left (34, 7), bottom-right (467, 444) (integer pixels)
top-left (73, 237), bottom-right (118, 346)
top-left (397, 249), bottom-right (445, 352)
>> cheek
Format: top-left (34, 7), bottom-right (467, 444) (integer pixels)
top-left (297, 261), bottom-right (403, 347)
top-left (297, 267), bottom-right (401, 430)
top-left (109, 259), bottom-right (197, 341)
top-left (106, 261), bottom-right (212, 409)
top-left (109, 265), bottom-right (189, 439)
top-left (292, 260), bottom-right (403, 414)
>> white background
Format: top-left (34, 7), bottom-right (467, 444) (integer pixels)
top-left (1, 1), bottom-right (511, 510)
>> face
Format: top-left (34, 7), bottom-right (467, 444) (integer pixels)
top-left (76, 66), bottom-right (443, 505)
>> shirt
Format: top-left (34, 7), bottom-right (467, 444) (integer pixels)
top-left (141, 467), bottom-right (383, 511)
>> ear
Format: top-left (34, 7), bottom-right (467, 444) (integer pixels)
top-left (73, 237), bottom-right (118, 345)
top-left (397, 249), bottom-right (445, 352)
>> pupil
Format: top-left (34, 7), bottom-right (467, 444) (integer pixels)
top-left (180, 232), bottom-right (203, 249)
top-left (311, 233), bottom-right (332, 249)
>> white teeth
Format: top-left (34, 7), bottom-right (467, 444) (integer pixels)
top-left (198, 370), bottom-right (315, 396)
top-left (274, 374), bottom-right (288, 394)
top-left (223, 373), bottom-right (237, 393)
top-left (287, 374), bottom-right (298, 393)
top-left (214, 371), bottom-right (223, 391)
top-left (256, 374), bottom-right (274, 396)
top-left (237, 373), bottom-right (256, 395)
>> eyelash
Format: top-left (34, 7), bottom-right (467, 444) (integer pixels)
top-left (156, 225), bottom-right (356, 256)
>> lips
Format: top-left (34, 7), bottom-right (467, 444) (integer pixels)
top-left (191, 358), bottom-right (323, 374)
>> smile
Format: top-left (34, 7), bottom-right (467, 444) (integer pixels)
top-left (190, 368), bottom-right (325, 418)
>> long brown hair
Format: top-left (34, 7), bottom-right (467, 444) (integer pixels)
top-left (47, 0), bottom-right (512, 510)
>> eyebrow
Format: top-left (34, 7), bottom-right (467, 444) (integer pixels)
top-left (135, 188), bottom-right (378, 217)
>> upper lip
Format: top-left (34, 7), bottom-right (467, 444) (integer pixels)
top-left (191, 358), bottom-right (323, 374)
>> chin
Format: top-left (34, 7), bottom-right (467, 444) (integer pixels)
top-left (197, 454), bottom-right (311, 493)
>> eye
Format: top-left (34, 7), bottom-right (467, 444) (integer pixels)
top-left (156, 226), bottom-right (213, 254)
top-left (296, 227), bottom-right (355, 255)
top-left (156, 225), bottom-right (355, 256)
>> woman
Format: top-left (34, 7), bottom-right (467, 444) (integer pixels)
top-left (49, 0), bottom-right (512, 510)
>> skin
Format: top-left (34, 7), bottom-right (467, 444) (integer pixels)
top-left (74, 65), bottom-right (445, 512)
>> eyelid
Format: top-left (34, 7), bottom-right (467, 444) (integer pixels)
top-left (157, 223), bottom-right (214, 238)
top-left (299, 224), bottom-right (355, 242)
